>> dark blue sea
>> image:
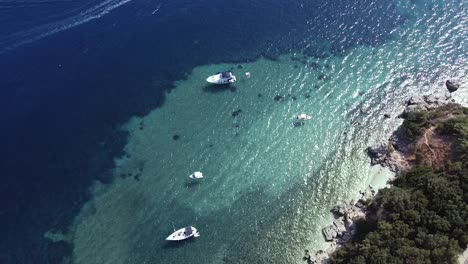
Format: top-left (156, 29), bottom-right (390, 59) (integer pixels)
top-left (0, 0), bottom-right (466, 263)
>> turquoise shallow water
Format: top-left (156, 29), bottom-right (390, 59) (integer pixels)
top-left (63, 0), bottom-right (467, 263)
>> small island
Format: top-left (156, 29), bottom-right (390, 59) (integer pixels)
top-left (306, 90), bottom-right (468, 264)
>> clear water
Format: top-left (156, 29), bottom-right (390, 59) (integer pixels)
top-left (69, 1), bottom-right (467, 263)
top-left (1, 0), bottom-right (466, 263)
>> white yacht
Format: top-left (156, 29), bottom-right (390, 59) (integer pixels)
top-left (189, 171), bottom-right (203, 179)
top-left (166, 226), bottom-right (200, 241)
top-left (295, 113), bottom-right (312, 121)
top-left (206, 71), bottom-right (236, 84)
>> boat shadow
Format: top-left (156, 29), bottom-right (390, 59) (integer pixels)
top-left (202, 84), bottom-right (237, 93)
top-left (292, 121), bottom-right (305, 127)
top-left (184, 180), bottom-right (202, 188)
top-left (162, 237), bottom-right (197, 249)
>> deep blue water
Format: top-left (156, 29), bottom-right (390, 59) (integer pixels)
top-left (0, 0), bottom-right (417, 262)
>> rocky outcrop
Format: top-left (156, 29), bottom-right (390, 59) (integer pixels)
top-left (333, 218), bottom-right (347, 237)
top-left (445, 80), bottom-right (459, 93)
top-left (401, 92), bottom-right (453, 117)
top-left (369, 91), bottom-right (456, 174)
top-left (322, 216), bottom-right (349, 241)
top-left (366, 144), bottom-right (388, 166)
top-left (311, 191), bottom-right (372, 263)
top-left (330, 204), bottom-right (346, 217)
top-left (322, 225), bottom-right (337, 241)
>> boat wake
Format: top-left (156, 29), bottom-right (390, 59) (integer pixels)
top-left (0, 0), bottom-right (135, 55)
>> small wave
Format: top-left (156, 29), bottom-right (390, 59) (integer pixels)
top-left (0, 0), bottom-right (134, 55)
top-left (151, 3), bottom-right (161, 15)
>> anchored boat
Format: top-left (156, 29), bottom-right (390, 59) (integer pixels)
top-left (206, 71), bottom-right (236, 84)
top-left (166, 226), bottom-right (200, 241)
top-left (295, 113), bottom-right (312, 121)
top-left (189, 171), bottom-right (203, 179)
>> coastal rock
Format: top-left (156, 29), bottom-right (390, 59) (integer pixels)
top-left (333, 218), bottom-right (347, 237)
top-left (423, 94), bottom-right (447, 110)
top-left (390, 132), bottom-right (410, 153)
top-left (406, 95), bottom-right (424, 106)
top-left (384, 114), bottom-right (391, 119)
top-left (366, 144), bottom-right (388, 165)
top-left (331, 205), bottom-right (346, 217)
top-left (390, 140), bottom-right (399, 151)
top-left (403, 92), bottom-right (453, 117)
top-left (366, 146), bottom-right (382, 159)
top-left (445, 93), bottom-right (452, 101)
top-left (303, 250), bottom-right (312, 263)
top-left (446, 80), bottom-right (459, 93)
top-left (322, 225), bottom-right (337, 241)
top-left (400, 104), bottom-right (423, 117)
top-left (423, 94), bottom-right (440, 105)
top-left (313, 250), bottom-right (330, 264)
top-left (347, 208), bottom-right (366, 222)
top-left (354, 199), bottom-right (366, 209)
top-left (344, 217), bottom-right (353, 229)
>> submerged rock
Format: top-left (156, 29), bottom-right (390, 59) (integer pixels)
top-left (446, 80), bottom-right (459, 93)
top-left (274, 95), bottom-right (284, 101)
top-left (232, 109), bottom-right (242, 117)
top-left (318, 74), bottom-right (327, 81)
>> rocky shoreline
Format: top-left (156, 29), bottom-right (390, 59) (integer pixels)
top-left (304, 80), bottom-right (463, 264)
top-left (367, 89), bottom-right (457, 175)
top-left (303, 186), bottom-right (376, 264)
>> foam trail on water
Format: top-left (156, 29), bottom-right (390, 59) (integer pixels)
top-left (0, 0), bottom-right (136, 55)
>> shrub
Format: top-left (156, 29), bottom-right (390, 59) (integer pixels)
top-left (402, 111), bottom-right (430, 138)
top-left (437, 116), bottom-right (468, 137)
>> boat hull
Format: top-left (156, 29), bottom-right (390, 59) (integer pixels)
top-left (296, 114), bottom-right (312, 121)
top-left (189, 171), bottom-right (203, 179)
top-left (166, 226), bottom-right (198, 241)
top-left (206, 73), bottom-right (236, 84)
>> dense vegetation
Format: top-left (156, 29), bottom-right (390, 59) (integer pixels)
top-left (401, 103), bottom-right (468, 139)
top-left (331, 107), bottom-right (468, 264)
top-left (401, 111), bottom-right (430, 138)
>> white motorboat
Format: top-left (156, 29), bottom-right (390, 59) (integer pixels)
top-left (206, 71), bottom-right (236, 84)
top-left (189, 171), bottom-right (203, 179)
top-left (295, 113), bottom-right (312, 121)
top-left (166, 226), bottom-right (200, 241)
